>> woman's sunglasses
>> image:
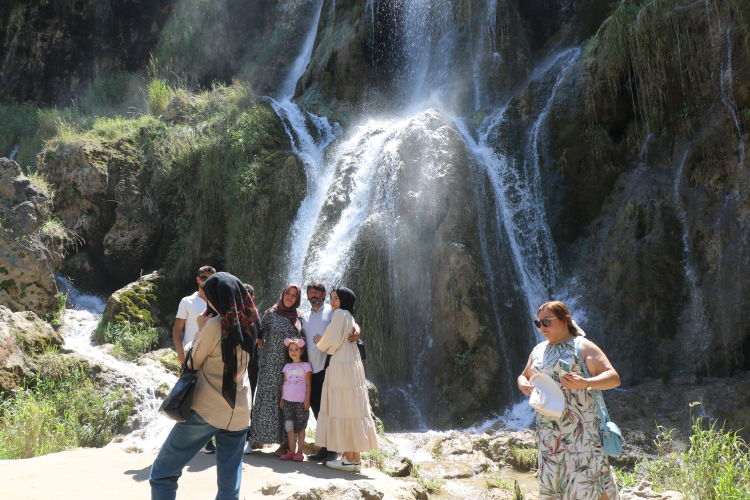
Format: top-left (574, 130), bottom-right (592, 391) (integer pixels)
top-left (533, 317), bottom-right (556, 328)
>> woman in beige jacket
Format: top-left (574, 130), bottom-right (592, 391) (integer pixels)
top-left (150, 272), bottom-right (259, 500)
top-left (314, 286), bottom-right (378, 472)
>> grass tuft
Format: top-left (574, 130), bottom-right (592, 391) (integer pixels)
top-left (95, 323), bottom-right (167, 361)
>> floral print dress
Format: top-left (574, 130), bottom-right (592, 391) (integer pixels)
top-left (248, 310), bottom-right (298, 446)
top-left (530, 339), bottom-right (620, 500)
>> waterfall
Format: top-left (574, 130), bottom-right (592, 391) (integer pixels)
top-left (8, 143), bottom-right (19, 161)
top-left (56, 277), bottom-right (177, 451)
top-left (268, 0), bottom-right (342, 288)
top-left (719, 26), bottom-right (746, 168)
top-left (470, 49), bottom-right (580, 325)
top-left (267, 0), bottom-right (583, 428)
top-left (278, 0), bottom-right (326, 101)
top-left (672, 150), bottom-right (712, 375)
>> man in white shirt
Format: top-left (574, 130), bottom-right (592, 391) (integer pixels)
top-left (172, 266), bottom-right (216, 364)
top-left (172, 266), bottom-right (216, 454)
top-left (302, 281), bottom-right (360, 462)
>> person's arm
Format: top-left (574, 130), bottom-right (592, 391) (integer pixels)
top-left (303, 368), bottom-right (312, 411)
top-left (348, 321), bottom-right (361, 343)
top-left (560, 338), bottom-right (621, 390)
top-left (317, 310), bottom-right (348, 354)
top-left (172, 318), bottom-right (186, 363)
top-left (280, 370), bottom-right (286, 410)
top-left (517, 353), bottom-right (535, 396)
top-left (191, 316), bottom-right (221, 369)
top-left (257, 311), bottom-right (268, 348)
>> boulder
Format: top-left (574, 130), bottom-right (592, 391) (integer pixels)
top-left (620, 481), bottom-right (685, 500)
top-left (0, 305), bottom-right (63, 394)
top-left (0, 158), bottom-right (64, 315)
top-left (101, 270), bottom-right (180, 328)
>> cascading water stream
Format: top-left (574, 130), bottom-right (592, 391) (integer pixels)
top-left (719, 26), bottom-right (746, 168)
top-left (464, 49), bottom-right (580, 328)
top-left (56, 277), bottom-right (177, 451)
top-left (266, 0), bottom-right (343, 288)
top-left (672, 150), bottom-right (712, 375)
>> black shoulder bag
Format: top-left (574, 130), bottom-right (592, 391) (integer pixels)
top-left (159, 348), bottom-right (198, 422)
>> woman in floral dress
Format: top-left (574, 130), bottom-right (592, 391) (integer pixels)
top-left (249, 284), bottom-right (302, 453)
top-left (517, 301), bottom-right (621, 500)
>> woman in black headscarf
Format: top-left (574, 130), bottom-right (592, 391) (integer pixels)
top-left (150, 272), bottom-right (259, 500)
top-left (314, 286), bottom-right (378, 472)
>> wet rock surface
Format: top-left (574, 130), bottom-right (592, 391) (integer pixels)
top-left (0, 158), bottom-right (64, 315)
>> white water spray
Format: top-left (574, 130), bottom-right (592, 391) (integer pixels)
top-left (56, 277), bottom-right (177, 451)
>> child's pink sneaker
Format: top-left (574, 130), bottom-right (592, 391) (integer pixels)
top-left (280, 451), bottom-right (294, 461)
top-left (293, 453), bottom-right (304, 462)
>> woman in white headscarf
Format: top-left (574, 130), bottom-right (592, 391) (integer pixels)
top-left (517, 301), bottom-right (621, 500)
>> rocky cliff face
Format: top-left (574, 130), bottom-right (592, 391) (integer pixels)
top-left (538, 0), bottom-right (750, 382)
top-left (38, 137), bottom-right (163, 284)
top-left (0, 158), bottom-right (64, 315)
top-left (0, 0), bottom-right (173, 105)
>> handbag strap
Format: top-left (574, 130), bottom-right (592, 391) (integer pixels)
top-left (184, 347), bottom-right (196, 372)
top-left (574, 337), bottom-right (612, 425)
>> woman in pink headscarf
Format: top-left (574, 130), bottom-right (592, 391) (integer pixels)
top-left (248, 284), bottom-right (302, 455)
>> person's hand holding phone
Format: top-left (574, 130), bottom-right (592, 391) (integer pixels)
top-left (196, 308), bottom-right (214, 330)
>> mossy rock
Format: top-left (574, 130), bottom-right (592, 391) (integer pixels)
top-left (0, 305), bottom-right (63, 394)
top-left (101, 270), bottom-right (179, 330)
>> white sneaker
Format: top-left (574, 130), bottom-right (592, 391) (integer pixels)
top-left (352, 461), bottom-right (361, 472)
top-left (243, 441), bottom-right (253, 455)
top-left (326, 458), bottom-right (355, 471)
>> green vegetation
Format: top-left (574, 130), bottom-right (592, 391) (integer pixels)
top-left (600, 0), bottom-right (711, 125)
top-left (46, 291), bottom-right (67, 328)
top-left (412, 464), bottom-right (443, 493)
top-left (485, 476), bottom-right (525, 499)
top-left (615, 419), bottom-right (750, 499)
top-left (362, 448), bottom-right (393, 471)
top-left (94, 323), bottom-right (167, 361)
top-left (354, 244), bottom-right (408, 386)
top-left (507, 445), bottom-right (538, 471)
top-left (0, 348), bottom-right (134, 459)
top-left (39, 218), bottom-right (82, 251)
top-left (148, 78), bottom-right (173, 116)
top-left (153, 0), bottom-right (238, 89)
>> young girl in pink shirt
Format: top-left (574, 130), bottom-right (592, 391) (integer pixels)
top-left (279, 338), bottom-right (312, 461)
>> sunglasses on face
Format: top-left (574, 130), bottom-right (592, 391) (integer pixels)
top-left (534, 317), bottom-right (556, 328)
top-left (198, 275), bottom-right (210, 281)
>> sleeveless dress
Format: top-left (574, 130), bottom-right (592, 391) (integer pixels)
top-left (530, 339), bottom-right (620, 500)
top-left (249, 310), bottom-right (298, 446)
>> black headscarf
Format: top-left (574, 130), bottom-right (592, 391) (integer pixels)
top-left (201, 272), bottom-right (260, 408)
top-left (332, 286), bottom-right (356, 314)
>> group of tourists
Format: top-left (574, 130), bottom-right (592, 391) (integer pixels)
top-left (150, 266), bottom-right (622, 500)
top-left (149, 267), bottom-right (377, 500)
